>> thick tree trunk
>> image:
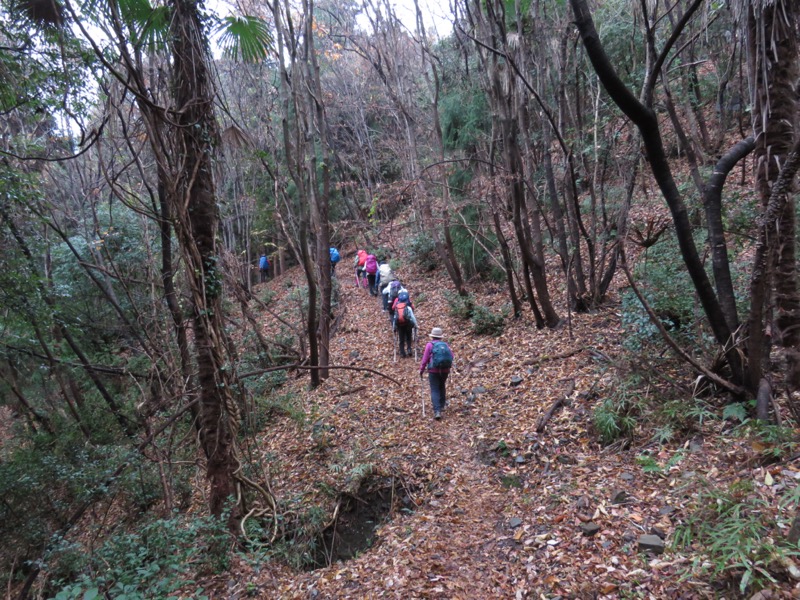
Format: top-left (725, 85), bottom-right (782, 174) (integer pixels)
top-left (171, 0), bottom-right (238, 518)
top-left (748, 0), bottom-right (800, 348)
top-left (305, 0), bottom-right (332, 380)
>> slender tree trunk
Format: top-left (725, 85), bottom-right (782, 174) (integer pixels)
top-left (704, 137), bottom-right (754, 334)
top-left (570, 0), bottom-right (744, 387)
top-left (493, 209), bottom-right (522, 317)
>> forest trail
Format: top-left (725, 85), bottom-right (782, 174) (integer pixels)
top-left (313, 274), bottom-right (528, 597)
top-left (242, 264), bottom-right (765, 599)
top-left (263, 266), bottom-right (613, 597)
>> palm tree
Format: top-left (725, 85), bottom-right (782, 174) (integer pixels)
top-left (14, 0), bottom-right (271, 521)
top-left (744, 0), bottom-right (800, 395)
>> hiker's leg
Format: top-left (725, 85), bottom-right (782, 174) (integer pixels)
top-left (429, 373), bottom-right (443, 413)
top-left (440, 372), bottom-right (449, 408)
top-left (403, 327), bottom-right (412, 355)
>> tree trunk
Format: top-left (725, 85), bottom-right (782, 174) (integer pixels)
top-left (747, 0), bottom-right (800, 348)
top-left (171, 0), bottom-right (239, 519)
top-left (570, 0), bottom-right (744, 387)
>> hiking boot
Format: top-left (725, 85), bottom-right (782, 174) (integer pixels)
top-left (434, 411), bottom-right (442, 420)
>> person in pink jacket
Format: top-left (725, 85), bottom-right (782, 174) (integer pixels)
top-left (419, 327), bottom-right (454, 420)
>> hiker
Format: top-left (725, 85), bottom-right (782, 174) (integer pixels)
top-left (365, 253), bottom-right (379, 295)
top-left (376, 259), bottom-right (392, 297)
top-left (419, 327), bottom-right (454, 420)
top-left (381, 277), bottom-right (398, 312)
top-left (385, 280), bottom-right (405, 320)
top-left (354, 249), bottom-right (368, 287)
top-left (393, 290), bottom-right (417, 358)
top-left (259, 253), bottom-right (270, 282)
top-left (329, 247), bottom-right (340, 277)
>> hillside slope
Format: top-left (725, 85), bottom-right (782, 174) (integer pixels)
top-left (209, 261), bottom-right (800, 599)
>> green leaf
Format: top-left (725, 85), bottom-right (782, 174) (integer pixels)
top-left (83, 589), bottom-right (100, 600)
top-left (723, 402), bottom-right (748, 422)
top-left (123, 0), bottom-right (170, 52)
top-left (215, 15), bottom-right (272, 62)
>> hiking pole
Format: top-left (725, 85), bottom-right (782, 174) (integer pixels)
top-left (420, 374), bottom-right (426, 417)
top-left (413, 327), bottom-right (418, 362)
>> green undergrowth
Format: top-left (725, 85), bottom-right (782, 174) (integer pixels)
top-left (673, 478), bottom-right (800, 595)
top-left (443, 291), bottom-right (507, 336)
top-left (50, 511), bottom-right (230, 600)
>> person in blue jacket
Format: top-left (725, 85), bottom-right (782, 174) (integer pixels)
top-left (329, 247), bottom-right (341, 277)
top-left (259, 253), bottom-right (270, 282)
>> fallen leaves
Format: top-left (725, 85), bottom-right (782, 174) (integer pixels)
top-left (191, 259), bottom-right (800, 600)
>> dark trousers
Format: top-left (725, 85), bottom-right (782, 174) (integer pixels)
top-left (260, 268), bottom-right (269, 282)
top-left (367, 273), bottom-right (377, 295)
top-left (428, 372), bottom-right (449, 412)
top-left (397, 324), bottom-right (414, 356)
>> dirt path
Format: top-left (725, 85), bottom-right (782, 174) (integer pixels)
top-left (286, 279), bottom-right (537, 598)
top-left (247, 268), bottom-right (730, 599)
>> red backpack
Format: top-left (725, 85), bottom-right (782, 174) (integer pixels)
top-left (365, 254), bottom-right (378, 274)
top-left (395, 300), bottom-right (408, 324)
top-left (357, 250), bottom-right (368, 267)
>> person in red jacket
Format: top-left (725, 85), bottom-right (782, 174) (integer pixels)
top-left (354, 249), bottom-right (368, 287)
top-left (419, 327), bottom-right (454, 420)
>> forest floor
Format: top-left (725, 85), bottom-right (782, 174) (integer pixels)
top-left (201, 258), bottom-right (800, 600)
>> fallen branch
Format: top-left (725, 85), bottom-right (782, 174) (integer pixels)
top-left (523, 347), bottom-right (584, 366)
top-left (240, 364), bottom-right (403, 387)
top-left (536, 379), bottom-right (576, 433)
top-left (620, 248), bottom-right (744, 396)
top-left (335, 385), bottom-right (367, 398)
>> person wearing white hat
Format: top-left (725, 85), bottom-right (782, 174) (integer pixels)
top-left (419, 327), bottom-right (454, 419)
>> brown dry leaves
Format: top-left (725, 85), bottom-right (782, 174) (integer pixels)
top-left (206, 260), bottom-right (800, 600)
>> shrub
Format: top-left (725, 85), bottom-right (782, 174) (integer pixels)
top-left (408, 234), bottom-right (437, 272)
top-left (447, 205), bottom-right (498, 280)
top-left (50, 512), bottom-right (231, 599)
top-left (470, 304), bottom-right (507, 336)
top-left (443, 290), bottom-right (474, 320)
top-left (621, 231), bottom-right (715, 356)
top-left (592, 386), bottom-right (640, 445)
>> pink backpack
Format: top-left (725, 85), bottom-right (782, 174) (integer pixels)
top-left (365, 254), bottom-right (378, 274)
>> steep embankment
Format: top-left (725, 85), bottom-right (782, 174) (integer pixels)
top-left (212, 261), bottom-right (799, 599)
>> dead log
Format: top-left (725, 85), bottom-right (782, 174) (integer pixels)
top-left (523, 348), bottom-right (584, 366)
top-left (536, 379), bottom-right (576, 433)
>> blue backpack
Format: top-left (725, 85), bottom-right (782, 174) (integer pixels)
top-left (429, 341), bottom-right (453, 369)
top-left (329, 247), bottom-right (340, 263)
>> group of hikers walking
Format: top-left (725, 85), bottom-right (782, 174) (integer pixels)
top-left (353, 249), bottom-right (454, 420)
